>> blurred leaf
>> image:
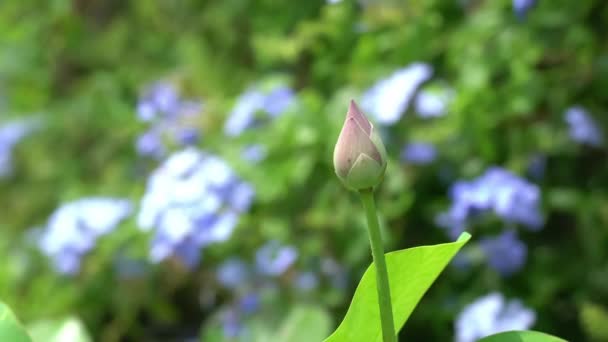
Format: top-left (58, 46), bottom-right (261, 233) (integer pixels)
top-left (477, 330), bottom-right (567, 342)
top-left (580, 302), bottom-right (608, 341)
top-left (0, 301), bottom-right (32, 342)
top-left (200, 324), bottom-right (225, 342)
top-left (324, 232), bottom-right (471, 342)
top-left (27, 317), bottom-right (92, 342)
top-left (272, 305), bottom-right (332, 342)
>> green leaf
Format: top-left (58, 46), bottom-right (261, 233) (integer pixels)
top-left (324, 232), bottom-right (471, 342)
top-left (272, 305), bottom-right (332, 342)
top-left (0, 302), bottom-right (20, 325)
top-left (0, 302), bottom-right (32, 342)
top-left (580, 302), bottom-right (608, 341)
top-left (27, 317), bottom-right (92, 342)
top-left (477, 330), bottom-right (567, 342)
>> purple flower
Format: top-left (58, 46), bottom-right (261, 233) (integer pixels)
top-left (255, 241), bottom-right (298, 276)
top-left (414, 85), bottom-right (454, 118)
top-left (263, 86), bottom-right (295, 117)
top-left (224, 85), bottom-right (296, 137)
top-left (221, 309), bottom-right (241, 338)
top-left (564, 106), bottom-right (603, 147)
top-left (437, 167), bottom-right (543, 238)
top-left (455, 292), bottom-right (536, 342)
top-left (294, 271), bottom-right (319, 291)
top-left (241, 144), bottom-right (268, 163)
top-left (174, 127), bottom-right (200, 146)
top-left (217, 258), bottom-right (250, 289)
top-left (0, 118), bottom-right (40, 177)
top-left (135, 129), bottom-right (165, 158)
top-left (361, 63), bottom-right (433, 125)
top-left (38, 197), bottom-right (132, 274)
top-left (227, 182), bottom-right (255, 213)
top-left (136, 82), bottom-right (180, 122)
top-left (220, 292), bottom-right (260, 339)
top-left (480, 230), bottom-right (527, 276)
top-left (513, 0), bottom-right (536, 18)
top-left (401, 142), bottom-right (437, 165)
top-left (224, 90), bottom-right (265, 137)
top-left (238, 293), bottom-right (260, 314)
top-left (135, 81), bottom-right (203, 157)
top-left (137, 148), bottom-right (254, 267)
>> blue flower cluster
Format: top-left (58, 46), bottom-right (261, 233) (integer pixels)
top-left (401, 142), bottom-right (437, 165)
top-left (216, 241), bottom-right (299, 290)
top-left (220, 291), bottom-right (261, 339)
top-left (38, 197), bottom-right (132, 275)
top-left (361, 62), bottom-right (433, 125)
top-left (479, 230), bottom-right (527, 276)
top-left (564, 106), bottom-right (603, 147)
top-left (437, 167), bottom-right (543, 238)
top-left (455, 292), bottom-right (536, 342)
top-left (211, 242), bottom-right (349, 340)
top-left (215, 241), bottom-right (299, 339)
top-left (135, 82), bottom-right (203, 158)
top-left (224, 85), bottom-right (295, 137)
top-left (0, 118), bottom-right (40, 177)
top-left (137, 148), bottom-right (255, 267)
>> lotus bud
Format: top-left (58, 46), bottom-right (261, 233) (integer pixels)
top-left (333, 100), bottom-right (387, 190)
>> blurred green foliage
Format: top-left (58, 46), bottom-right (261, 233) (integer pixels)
top-left (1, 0), bottom-right (607, 341)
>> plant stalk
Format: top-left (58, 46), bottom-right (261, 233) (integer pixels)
top-left (359, 188), bottom-right (396, 342)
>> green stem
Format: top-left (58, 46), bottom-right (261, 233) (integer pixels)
top-left (359, 188), bottom-right (396, 342)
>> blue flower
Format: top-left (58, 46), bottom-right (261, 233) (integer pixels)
top-left (564, 106), bottom-right (603, 147)
top-left (264, 86), bottom-right (295, 118)
top-left (224, 85), bottom-right (296, 137)
top-left (361, 63), bottom-right (433, 125)
top-left (241, 144), bottom-right (268, 163)
top-left (480, 230), bottom-right (527, 276)
top-left (401, 142), bottom-right (437, 165)
top-left (136, 82), bottom-right (181, 122)
top-left (174, 127), bottom-right (200, 146)
top-left (137, 148), bottom-right (254, 267)
top-left (135, 81), bottom-right (203, 157)
top-left (513, 0), bottom-right (536, 19)
top-left (135, 129), bottom-right (165, 159)
top-left (414, 85), bottom-right (454, 118)
top-left (38, 197), bottom-right (132, 274)
top-left (0, 118), bottom-right (40, 177)
top-left (217, 258), bottom-right (251, 289)
top-left (238, 293), bottom-right (260, 314)
top-left (255, 241), bottom-right (298, 276)
top-left (226, 182), bottom-right (255, 213)
top-left (455, 292), bottom-right (536, 342)
top-left (294, 271), bottom-right (319, 292)
top-left (224, 90), bottom-right (265, 137)
top-left (437, 167), bottom-right (543, 238)
top-left (221, 309), bottom-right (241, 339)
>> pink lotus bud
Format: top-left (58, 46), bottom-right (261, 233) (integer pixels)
top-left (333, 100), bottom-right (387, 190)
